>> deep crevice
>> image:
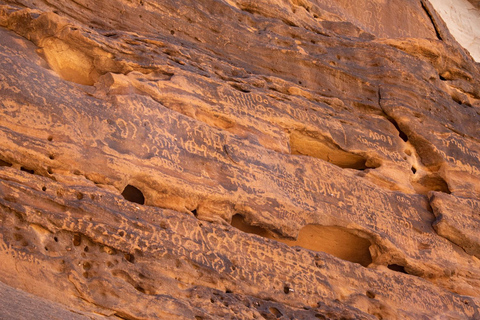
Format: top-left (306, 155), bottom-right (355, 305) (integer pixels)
top-left (420, 0), bottom-right (443, 41)
top-left (386, 117), bottom-right (408, 142)
top-left (231, 214), bottom-right (373, 267)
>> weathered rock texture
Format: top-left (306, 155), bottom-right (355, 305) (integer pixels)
top-left (429, 0), bottom-right (480, 61)
top-left (0, 0), bottom-right (480, 319)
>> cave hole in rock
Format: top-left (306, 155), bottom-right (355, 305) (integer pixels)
top-left (0, 159), bottom-right (12, 167)
top-left (231, 214), bottom-right (373, 267)
top-left (387, 264), bottom-right (408, 274)
top-left (411, 166), bottom-right (417, 174)
top-left (124, 253), bottom-right (135, 263)
top-left (290, 130), bottom-right (377, 170)
top-left (20, 167), bottom-right (35, 174)
top-left (121, 185), bottom-right (145, 205)
top-left (386, 118), bottom-right (408, 142)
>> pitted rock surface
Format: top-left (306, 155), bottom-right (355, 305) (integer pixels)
top-left (0, 0), bottom-right (480, 319)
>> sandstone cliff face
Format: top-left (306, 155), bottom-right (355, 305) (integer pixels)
top-left (429, 0), bottom-right (480, 61)
top-left (0, 0), bottom-right (480, 319)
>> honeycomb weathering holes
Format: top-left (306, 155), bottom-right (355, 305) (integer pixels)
top-left (121, 185), bottom-right (145, 205)
top-left (231, 214), bottom-right (373, 267)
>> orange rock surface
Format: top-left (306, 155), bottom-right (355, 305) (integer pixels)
top-left (0, 0), bottom-right (480, 319)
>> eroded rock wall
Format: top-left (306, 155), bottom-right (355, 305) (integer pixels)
top-left (0, 0), bottom-right (479, 319)
top-left (429, 0), bottom-right (480, 61)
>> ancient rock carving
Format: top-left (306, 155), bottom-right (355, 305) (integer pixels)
top-left (0, 0), bottom-right (480, 319)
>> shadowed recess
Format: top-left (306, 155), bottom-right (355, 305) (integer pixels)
top-left (121, 185), bottom-right (145, 205)
top-left (231, 214), bottom-right (372, 267)
top-left (387, 264), bottom-right (408, 274)
top-left (412, 174), bottom-right (451, 195)
top-left (290, 130), bottom-right (375, 170)
top-left (20, 167), bottom-right (34, 174)
top-left (386, 117), bottom-right (408, 142)
top-left (0, 159), bottom-right (12, 167)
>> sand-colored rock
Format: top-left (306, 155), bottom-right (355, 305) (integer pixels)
top-left (0, 0), bottom-right (480, 319)
top-left (429, 0), bottom-right (480, 61)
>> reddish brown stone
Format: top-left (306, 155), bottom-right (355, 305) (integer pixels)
top-left (0, 0), bottom-right (480, 319)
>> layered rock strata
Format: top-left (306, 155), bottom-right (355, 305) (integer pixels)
top-left (0, 0), bottom-right (480, 319)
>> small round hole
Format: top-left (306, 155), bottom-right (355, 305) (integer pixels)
top-left (42, 186), bottom-right (47, 191)
top-left (47, 136), bottom-right (53, 141)
top-left (54, 237), bottom-right (58, 242)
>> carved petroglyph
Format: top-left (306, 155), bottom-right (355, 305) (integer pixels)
top-left (1, 0), bottom-right (480, 318)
